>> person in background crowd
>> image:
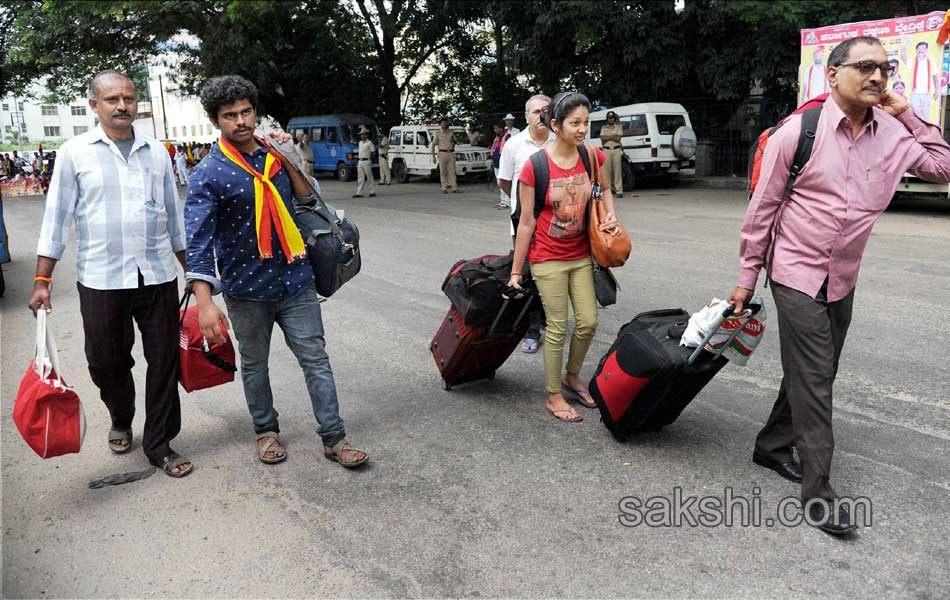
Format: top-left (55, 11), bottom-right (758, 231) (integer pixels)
top-left (29, 69), bottom-right (193, 478)
top-left (507, 91), bottom-right (622, 423)
top-left (466, 124), bottom-right (481, 146)
top-left (498, 93), bottom-right (555, 355)
top-left (599, 111), bottom-right (624, 198)
top-left (184, 74), bottom-right (369, 468)
top-left (353, 125), bottom-right (376, 198)
top-left (174, 144), bottom-right (189, 185)
top-left (431, 118), bottom-right (461, 194)
top-left (378, 129), bottom-right (391, 185)
top-left (730, 36), bottom-right (950, 535)
top-left (504, 113), bottom-right (520, 137)
top-left (297, 132), bottom-right (315, 175)
top-left (490, 122), bottom-right (512, 209)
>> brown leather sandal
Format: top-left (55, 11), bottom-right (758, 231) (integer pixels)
top-left (323, 439), bottom-right (369, 468)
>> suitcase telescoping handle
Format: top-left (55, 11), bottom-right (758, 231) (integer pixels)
top-left (686, 302), bottom-right (762, 366)
top-left (490, 287), bottom-right (536, 335)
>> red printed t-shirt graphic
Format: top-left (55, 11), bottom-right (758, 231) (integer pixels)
top-left (519, 147), bottom-right (606, 264)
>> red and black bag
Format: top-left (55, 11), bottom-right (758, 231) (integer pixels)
top-left (178, 292), bottom-right (237, 393)
top-left (747, 93), bottom-right (827, 285)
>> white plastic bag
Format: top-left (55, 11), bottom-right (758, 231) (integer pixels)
top-left (680, 296), bottom-right (767, 367)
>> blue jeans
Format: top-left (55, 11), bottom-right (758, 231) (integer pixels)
top-left (224, 287), bottom-right (345, 446)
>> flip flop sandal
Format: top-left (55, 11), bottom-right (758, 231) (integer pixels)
top-left (108, 429), bottom-right (133, 454)
top-left (520, 338), bottom-right (540, 354)
top-left (324, 439), bottom-right (369, 468)
top-left (148, 451), bottom-right (194, 478)
top-left (547, 406), bottom-right (583, 422)
top-left (256, 432), bottom-right (287, 464)
top-left (561, 384), bottom-right (597, 408)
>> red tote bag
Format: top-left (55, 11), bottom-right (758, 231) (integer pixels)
top-left (13, 311), bottom-right (86, 458)
top-left (178, 292), bottom-right (237, 392)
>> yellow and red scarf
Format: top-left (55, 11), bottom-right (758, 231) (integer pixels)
top-left (218, 136), bottom-right (307, 262)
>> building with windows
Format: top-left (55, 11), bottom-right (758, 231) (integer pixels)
top-left (1, 89), bottom-right (155, 145)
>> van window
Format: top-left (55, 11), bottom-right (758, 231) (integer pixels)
top-left (290, 127), bottom-right (307, 141)
top-left (311, 127), bottom-right (324, 143)
top-left (590, 120), bottom-right (605, 139)
top-left (622, 115), bottom-right (648, 136)
top-left (341, 124), bottom-right (380, 144)
top-left (389, 130), bottom-right (402, 145)
top-left (404, 131), bottom-right (415, 145)
top-left (326, 127), bottom-right (339, 144)
top-left (417, 131), bottom-right (429, 146)
top-left (656, 114), bottom-right (686, 135)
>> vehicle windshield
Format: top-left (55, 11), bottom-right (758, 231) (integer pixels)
top-left (342, 124), bottom-right (380, 144)
top-left (429, 129), bottom-right (470, 146)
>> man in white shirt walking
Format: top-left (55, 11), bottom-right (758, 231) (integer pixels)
top-left (498, 94), bottom-right (554, 354)
top-left (28, 70), bottom-right (193, 478)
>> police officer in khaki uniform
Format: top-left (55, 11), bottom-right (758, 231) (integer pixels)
top-left (353, 126), bottom-right (376, 198)
top-left (600, 111), bottom-right (624, 198)
top-left (296, 132), bottom-right (315, 175)
top-left (431, 118), bottom-right (461, 193)
top-left (378, 130), bottom-right (391, 185)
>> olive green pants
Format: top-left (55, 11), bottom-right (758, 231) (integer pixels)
top-left (531, 257), bottom-right (598, 393)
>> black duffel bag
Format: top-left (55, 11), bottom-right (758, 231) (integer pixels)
top-left (294, 196), bottom-right (361, 298)
top-left (441, 252), bottom-right (534, 326)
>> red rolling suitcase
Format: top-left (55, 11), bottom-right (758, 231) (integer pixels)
top-left (589, 303), bottom-right (759, 440)
top-left (430, 294), bottom-right (535, 391)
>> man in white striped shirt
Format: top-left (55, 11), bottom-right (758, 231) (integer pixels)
top-left (29, 70), bottom-right (193, 478)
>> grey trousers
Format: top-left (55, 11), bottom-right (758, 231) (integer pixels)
top-left (754, 281), bottom-right (854, 501)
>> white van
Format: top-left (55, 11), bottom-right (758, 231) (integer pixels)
top-left (587, 102), bottom-right (696, 189)
top-left (387, 125), bottom-right (492, 183)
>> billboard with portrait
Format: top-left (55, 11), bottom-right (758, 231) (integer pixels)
top-left (800, 11), bottom-right (949, 125)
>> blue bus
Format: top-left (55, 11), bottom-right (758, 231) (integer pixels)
top-left (287, 114), bottom-right (380, 181)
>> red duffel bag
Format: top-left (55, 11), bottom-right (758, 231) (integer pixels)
top-left (14, 311), bottom-right (86, 458)
top-left (178, 292), bottom-right (237, 392)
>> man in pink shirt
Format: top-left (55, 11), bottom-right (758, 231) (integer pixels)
top-left (730, 36), bottom-right (950, 535)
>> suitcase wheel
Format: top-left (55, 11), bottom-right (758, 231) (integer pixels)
top-left (443, 380), bottom-right (452, 391)
top-left (487, 371), bottom-right (495, 380)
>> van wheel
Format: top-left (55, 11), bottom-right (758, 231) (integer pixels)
top-left (621, 161), bottom-right (636, 192)
top-left (392, 160), bottom-right (408, 183)
top-left (336, 162), bottom-right (350, 182)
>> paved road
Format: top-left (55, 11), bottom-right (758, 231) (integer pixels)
top-left (2, 178), bottom-right (948, 598)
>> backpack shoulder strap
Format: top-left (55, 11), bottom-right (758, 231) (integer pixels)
top-left (531, 150), bottom-right (551, 219)
top-left (577, 144), bottom-right (592, 177)
top-left (765, 106), bottom-right (822, 287)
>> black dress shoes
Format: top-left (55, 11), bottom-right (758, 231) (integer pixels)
top-left (753, 452), bottom-right (803, 483)
top-left (808, 501), bottom-right (858, 536)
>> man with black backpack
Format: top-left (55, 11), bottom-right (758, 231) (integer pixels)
top-left (729, 36), bottom-right (950, 535)
top-left (184, 75), bottom-right (369, 469)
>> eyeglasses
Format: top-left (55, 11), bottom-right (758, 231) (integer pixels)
top-left (835, 60), bottom-right (896, 78)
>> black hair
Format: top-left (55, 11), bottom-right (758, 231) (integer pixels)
top-left (916, 41), bottom-right (928, 50)
top-left (200, 75), bottom-right (260, 121)
top-left (540, 91), bottom-right (592, 131)
top-left (828, 36), bottom-right (883, 68)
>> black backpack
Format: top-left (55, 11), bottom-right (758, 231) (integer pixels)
top-left (441, 252), bottom-right (536, 328)
top-left (510, 145), bottom-right (593, 230)
top-left (294, 197), bottom-right (361, 298)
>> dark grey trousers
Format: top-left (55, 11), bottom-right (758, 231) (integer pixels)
top-left (754, 281), bottom-right (854, 501)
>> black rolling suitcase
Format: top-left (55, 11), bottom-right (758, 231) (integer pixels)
top-left (589, 303), bottom-right (759, 440)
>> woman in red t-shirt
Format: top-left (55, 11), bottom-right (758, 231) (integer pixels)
top-left (507, 91), bottom-right (623, 423)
